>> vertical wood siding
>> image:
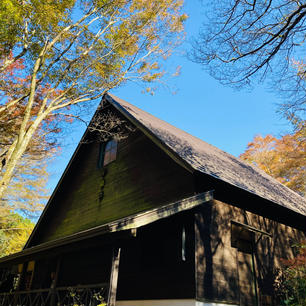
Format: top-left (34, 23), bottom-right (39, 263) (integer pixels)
top-left (195, 199), bottom-right (305, 305)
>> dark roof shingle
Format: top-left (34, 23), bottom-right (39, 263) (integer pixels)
top-left (107, 93), bottom-right (306, 216)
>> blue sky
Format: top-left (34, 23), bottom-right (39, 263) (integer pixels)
top-left (47, 1), bottom-right (291, 191)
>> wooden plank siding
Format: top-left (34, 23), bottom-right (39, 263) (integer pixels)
top-left (31, 128), bottom-right (195, 245)
top-left (2, 95), bottom-right (306, 306)
top-left (117, 213), bottom-right (195, 300)
top-left (195, 199), bottom-right (305, 305)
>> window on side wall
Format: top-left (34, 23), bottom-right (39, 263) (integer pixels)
top-left (98, 139), bottom-right (117, 168)
top-left (231, 222), bottom-right (255, 254)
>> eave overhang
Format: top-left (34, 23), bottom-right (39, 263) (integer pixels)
top-left (0, 191), bottom-right (213, 267)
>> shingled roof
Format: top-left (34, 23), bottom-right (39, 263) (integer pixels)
top-left (105, 93), bottom-right (306, 216)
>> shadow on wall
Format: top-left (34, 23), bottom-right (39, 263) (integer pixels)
top-left (195, 200), bottom-right (303, 305)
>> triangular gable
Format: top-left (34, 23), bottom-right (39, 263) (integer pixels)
top-left (105, 93), bottom-right (306, 216)
top-left (25, 93), bottom-right (306, 249)
top-left (25, 96), bottom-right (197, 248)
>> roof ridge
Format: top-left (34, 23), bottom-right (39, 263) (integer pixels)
top-left (107, 93), bottom-right (306, 216)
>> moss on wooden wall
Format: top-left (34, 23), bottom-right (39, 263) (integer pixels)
top-left (35, 130), bottom-right (195, 244)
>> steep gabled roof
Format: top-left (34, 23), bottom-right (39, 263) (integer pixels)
top-left (105, 93), bottom-right (306, 216)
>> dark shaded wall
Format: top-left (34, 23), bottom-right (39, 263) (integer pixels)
top-left (55, 245), bottom-right (112, 287)
top-left (195, 199), bottom-right (305, 305)
top-left (30, 129), bottom-right (195, 245)
top-left (117, 214), bottom-right (195, 300)
top-left (3, 234), bottom-right (121, 293)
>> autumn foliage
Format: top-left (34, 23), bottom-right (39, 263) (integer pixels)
top-left (0, 213), bottom-right (34, 258)
top-left (0, 0), bottom-right (187, 205)
top-left (275, 241), bottom-right (306, 306)
top-left (0, 55), bottom-right (64, 256)
top-left (0, 0), bottom-right (187, 256)
top-left (0, 55), bottom-right (63, 214)
top-left (240, 122), bottom-right (306, 196)
top-left (241, 124), bottom-right (306, 303)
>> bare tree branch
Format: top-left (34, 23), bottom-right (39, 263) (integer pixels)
top-left (191, 0), bottom-right (306, 120)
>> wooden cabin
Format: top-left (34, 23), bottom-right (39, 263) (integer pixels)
top-left (0, 93), bottom-right (305, 306)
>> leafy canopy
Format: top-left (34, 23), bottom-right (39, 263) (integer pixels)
top-left (276, 241), bottom-right (306, 306)
top-left (240, 122), bottom-right (306, 196)
top-left (0, 0), bottom-right (187, 207)
top-left (0, 213), bottom-right (34, 257)
top-left (0, 56), bottom-right (60, 219)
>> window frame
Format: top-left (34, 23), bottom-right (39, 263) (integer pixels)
top-left (98, 139), bottom-right (118, 168)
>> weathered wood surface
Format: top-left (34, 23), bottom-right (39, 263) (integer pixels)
top-left (195, 199), bottom-right (305, 305)
top-left (238, 251), bottom-right (257, 306)
top-left (195, 203), bottom-right (239, 304)
top-left (31, 129), bottom-right (195, 245)
top-left (194, 171), bottom-right (306, 232)
top-left (105, 191), bottom-right (212, 233)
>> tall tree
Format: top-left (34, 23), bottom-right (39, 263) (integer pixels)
top-left (0, 56), bottom-right (60, 219)
top-left (0, 0), bottom-right (187, 203)
top-left (191, 0), bottom-right (306, 121)
top-left (0, 59), bottom-right (56, 255)
top-left (240, 122), bottom-right (306, 196)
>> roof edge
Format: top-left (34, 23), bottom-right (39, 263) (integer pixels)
top-left (105, 93), bottom-right (194, 174)
top-left (0, 191), bottom-right (213, 266)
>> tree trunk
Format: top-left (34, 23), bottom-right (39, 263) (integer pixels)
top-left (0, 114), bottom-right (47, 203)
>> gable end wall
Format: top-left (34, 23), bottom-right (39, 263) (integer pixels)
top-left (30, 128), bottom-right (195, 245)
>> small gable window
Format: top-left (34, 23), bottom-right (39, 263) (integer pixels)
top-left (99, 139), bottom-right (117, 167)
